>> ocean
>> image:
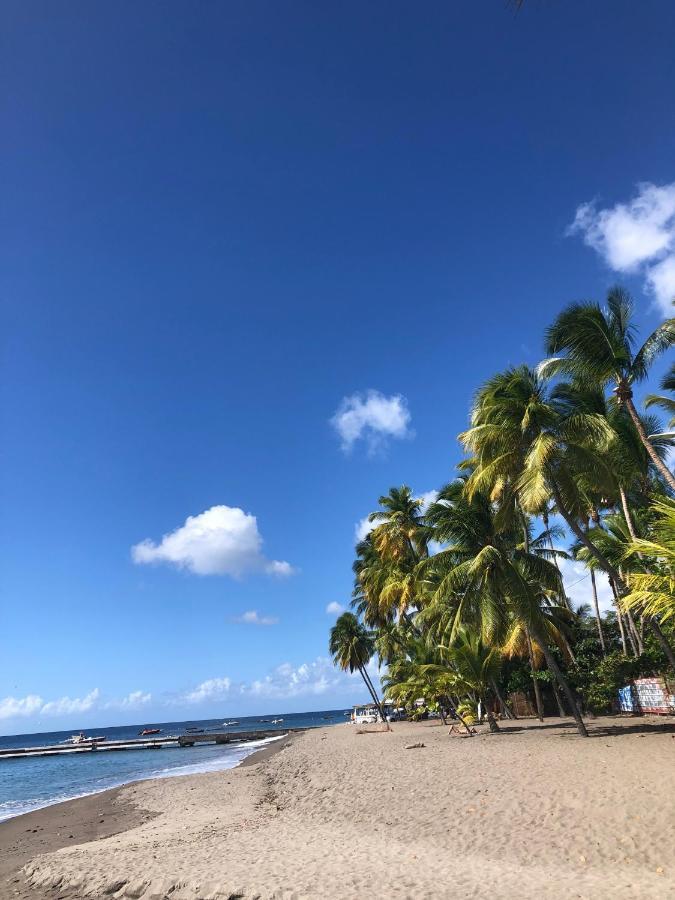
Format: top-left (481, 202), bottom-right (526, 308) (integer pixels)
top-left (0, 709), bottom-right (348, 822)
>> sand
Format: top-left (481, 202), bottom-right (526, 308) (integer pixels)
top-left (3, 717), bottom-right (674, 899)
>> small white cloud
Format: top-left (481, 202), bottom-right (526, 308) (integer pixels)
top-left (233, 610), bottom-right (279, 626)
top-left (132, 505), bottom-right (295, 579)
top-left (0, 694), bottom-right (43, 720)
top-left (184, 677), bottom-right (232, 704)
top-left (325, 601), bottom-right (345, 615)
top-left (331, 390), bottom-right (412, 455)
top-left (569, 181), bottom-right (675, 315)
top-left (40, 689), bottom-right (101, 717)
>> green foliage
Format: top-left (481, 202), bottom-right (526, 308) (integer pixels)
top-left (329, 288), bottom-right (675, 737)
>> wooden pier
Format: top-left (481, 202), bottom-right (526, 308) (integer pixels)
top-left (0, 729), bottom-right (297, 760)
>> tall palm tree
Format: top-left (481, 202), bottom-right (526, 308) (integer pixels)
top-left (368, 485), bottom-right (428, 562)
top-left (329, 612), bottom-right (387, 722)
top-left (542, 287), bottom-right (675, 491)
top-left (461, 365), bottom-right (675, 669)
top-left (419, 485), bottom-right (589, 736)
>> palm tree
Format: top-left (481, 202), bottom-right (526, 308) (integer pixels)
top-left (461, 365), bottom-right (675, 669)
top-left (443, 629), bottom-right (503, 733)
top-left (329, 612), bottom-right (387, 722)
top-left (542, 287), bottom-right (675, 491)
top-left (645, 362), bottom-right (675, 431)
top-left (623, 497), bottom-right (675, 624)
top-left (368, 485), bottom-right (428, 563)
top-left (419, 484), bottom-right (589, 736)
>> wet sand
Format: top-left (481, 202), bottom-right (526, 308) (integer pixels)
top-left (3, 718), bottom-right (675, 899)
top-left (0, 737), bottom-right (290, 899)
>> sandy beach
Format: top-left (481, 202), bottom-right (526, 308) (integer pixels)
top-left (2, 718), bottom-right (674, 899)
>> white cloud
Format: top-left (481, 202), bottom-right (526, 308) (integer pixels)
top-left (325, 601), bottom-right (345, 615)
top-left (559, 558), bottom-right (614, 615)
top-left (247, 657), bottom-right (342, 699)
top-left (131, 505), bottom-right (295, 579)
top-left (40, 689), bottom-right (101, 717)
top-left (331, 390), bottom-right (412, 454)
top-left (0, 688), bottom-right (154, 722)
top-left (233, 610), bottom-right (279, 626)
top-left (112, 690), bottom-right (152, 709)
top-left (0, 695), bottom-right (43, 720)
top-left (177, 657), bottom-right (382, 707)
top-left (569, 181), bottom-right (675, 315)
top-left (354, 516), bottom-right (373, 543)
top-left (183, 677), bottom-right (232, 704)
top-left (417, 489), bottom-right (438, 512)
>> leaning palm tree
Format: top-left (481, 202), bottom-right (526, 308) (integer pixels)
top-left (442, 629), bottom-right (503, 733)
top-left (419, 485), bottom-right (589, 736)
top-left (329, 612), bottom-right (387, 722)
top-left (542, 287), bottom-right (675, 491)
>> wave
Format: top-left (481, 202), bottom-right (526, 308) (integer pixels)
top-left (0, 735), bottom-right (284, 823)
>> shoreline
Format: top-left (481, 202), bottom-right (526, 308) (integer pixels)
top-left (4, 717), bottom-right (675, 898)
top-left (0, 733), bottom-right (293, 900)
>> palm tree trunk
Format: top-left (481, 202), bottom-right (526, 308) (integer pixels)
top-left (609, 576), bottom-right (629, 655)
top-left (610, 577), bottom-right (638, 656)
top-left (619, 486), bottom-right (639, 542)
top-left (358, 664), bottom-right (388, 724)
top-left (589, 569), bottom-right (607, 653)
top-left (623, 395), bottom-right (675, 492)
top-left (550, 674), bottom-right (566, 716)
top-left (526, 631), bottom-right (545, 722)
top-left (528, 623), bottom-right (588, 737)
top-left (482, 695), bottom-right (500, 733)
top-left (651, 619), bottom-right (675, 670)
top-left (625, 607), bottom-right (644, 655)
top-left (491, 678), bottom-right (515, 719)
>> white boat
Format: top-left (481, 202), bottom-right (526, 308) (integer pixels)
top-left (271, 718), bottom-right (283, 724)
top-left (222, 720), bottom-right (239, 726)
top-left (65, 732), bottom-right (106, 744)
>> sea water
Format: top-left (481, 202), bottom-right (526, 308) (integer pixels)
top-left (0, 709), bottom-right (347, 821)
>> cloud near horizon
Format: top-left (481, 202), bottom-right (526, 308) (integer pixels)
top-left (0, 688), bottom-right (152, 722)
top-left (569, 181), bottom-right (675, 315)
top-left (331, 390), bottom-right (412, 455)
top-left (132, 505), bottom-right (295, 579)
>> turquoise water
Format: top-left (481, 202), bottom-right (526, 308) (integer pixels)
top-left (0, 710), bottom-right (347, 821)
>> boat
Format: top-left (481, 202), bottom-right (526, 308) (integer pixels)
top-left (271, 718), bottom-right (283, 724)
top-left (222, 720), bottom-right (239, 726)
top-left (139, 728), bottom-right (161, 736)
top-left (185, 727), bottom-right (204, 733)
top-left (67, 732), bottom-right (107, 744)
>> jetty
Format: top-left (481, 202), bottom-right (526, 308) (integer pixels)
top-left (0, 729), bottom-right (300, 760)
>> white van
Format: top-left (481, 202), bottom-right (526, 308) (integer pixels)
top-left (351, 704), bottom-right (381, 724)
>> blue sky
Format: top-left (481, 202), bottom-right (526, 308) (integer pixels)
top-left (2, 1), bottom-right (675, 733)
